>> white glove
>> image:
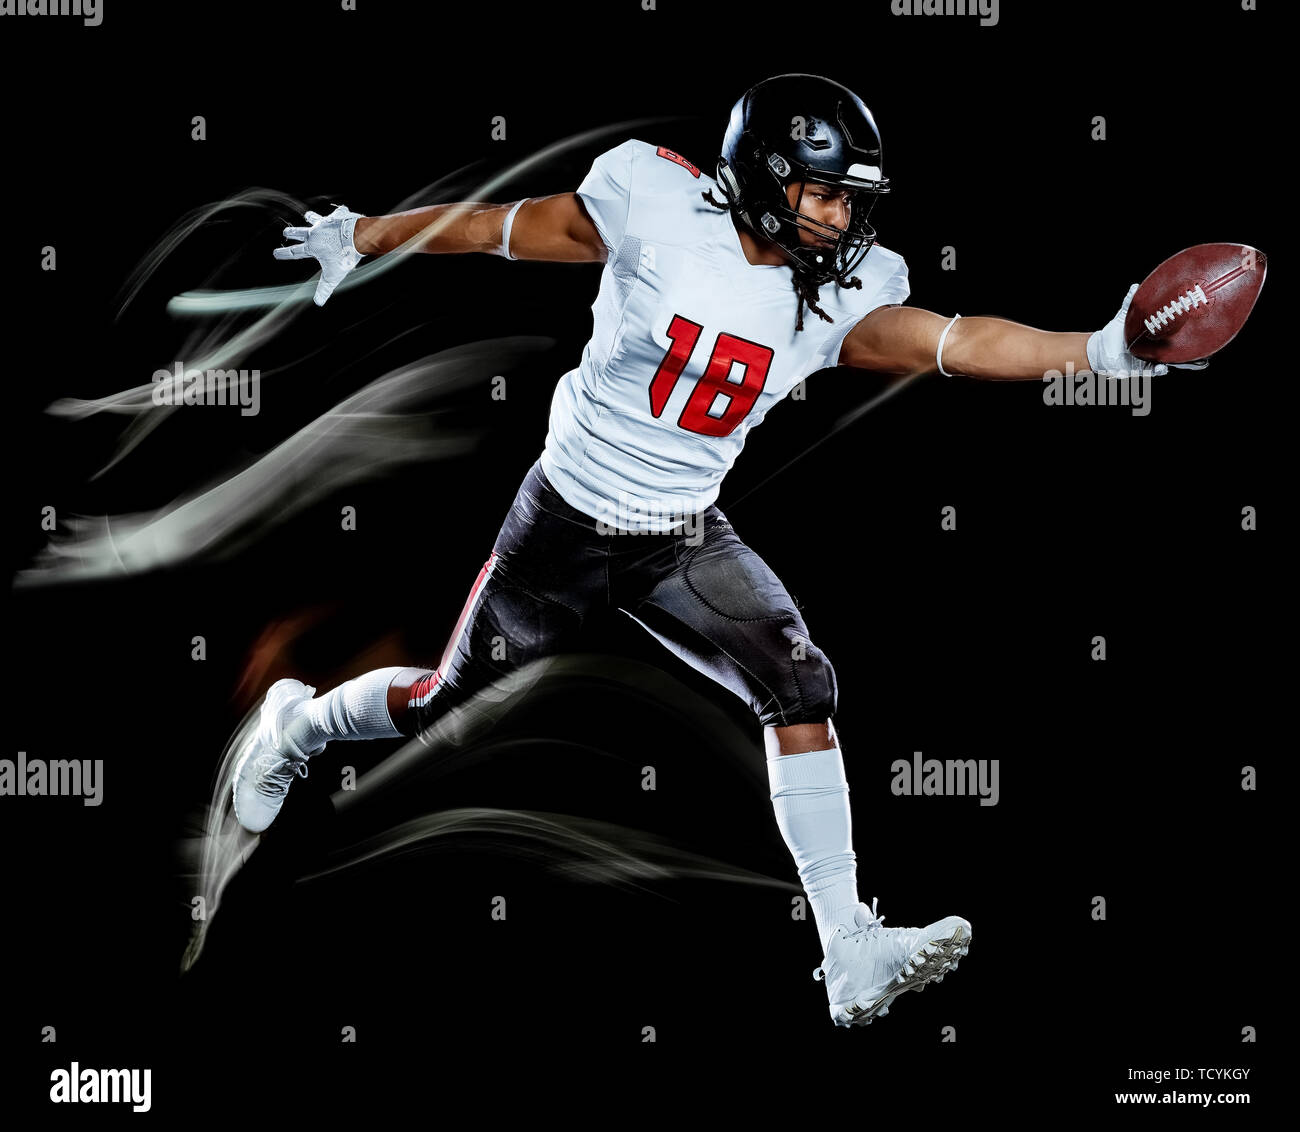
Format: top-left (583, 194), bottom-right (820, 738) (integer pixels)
top-left (272, 204), bottom-right (366, 306)
top-left (1086, 283), bottom-right (1168, 378)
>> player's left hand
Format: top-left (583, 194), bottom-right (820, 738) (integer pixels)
top-left (1086, 283), bottom-right (1170, 378)
top-left (273, 204), bottom-right (365, 306)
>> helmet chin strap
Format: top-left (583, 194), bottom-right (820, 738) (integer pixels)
top-left (789, 233), bottom-right (846, 286)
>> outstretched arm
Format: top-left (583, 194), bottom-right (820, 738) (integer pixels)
top-left (840, 285), bottom-right (1167, 380)
top-left (353, 193), bottom-right (607, 262)
top-left (840, 305), bottom-right (1090, 380)
top-left (275, 192), bottom-right (607, 305)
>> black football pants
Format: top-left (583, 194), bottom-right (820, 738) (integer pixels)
top-left (406, 459), bottom-right (837, 735)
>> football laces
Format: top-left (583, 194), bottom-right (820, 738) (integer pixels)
top-left (1143, 284), bottom-right (1208, 335)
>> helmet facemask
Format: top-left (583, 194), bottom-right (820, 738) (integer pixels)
top-left (754, 148), bottom-right (889, 286)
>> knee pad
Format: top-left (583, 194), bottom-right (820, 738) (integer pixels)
top-left (759, 627), bottom-right (837, 727)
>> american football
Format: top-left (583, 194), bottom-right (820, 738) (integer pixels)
top-left (1125, 242), bottom-right (1267, 364)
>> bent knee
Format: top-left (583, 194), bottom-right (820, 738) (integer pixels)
top-left (757, 631), bottom-right (837, 727)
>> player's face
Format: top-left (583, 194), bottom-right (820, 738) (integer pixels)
top-left (787, 181), bottom-right (852, 247)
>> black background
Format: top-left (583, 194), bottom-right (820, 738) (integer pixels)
top-left (2, 0), bottom-right (1283, 1120)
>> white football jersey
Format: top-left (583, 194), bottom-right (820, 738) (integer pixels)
top-left (537, 139), bottom-right (911, 531)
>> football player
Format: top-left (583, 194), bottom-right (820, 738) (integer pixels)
top-left (241, 73), bottom-right (1162, 1027)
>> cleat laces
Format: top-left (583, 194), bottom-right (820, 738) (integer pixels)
top-left (251, 750), bottom-right (309, 801)
top-left (855, 896), bottom-right (886, 936)
top-left (813, 896), bottom-right (887, 982)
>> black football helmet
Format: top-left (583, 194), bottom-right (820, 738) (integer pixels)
top-left (716, 74), bottom-right (891, 287)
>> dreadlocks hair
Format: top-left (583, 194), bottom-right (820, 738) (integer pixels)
top-left (701, 187), bottom-right (864, 332)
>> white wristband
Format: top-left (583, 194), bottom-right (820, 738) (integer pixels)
top-left (340, 212), bottom-right (362, 256)
top-left (936, 313), bottom-right (961, 377)
top-left (491, 198), bottom-right (530, 260)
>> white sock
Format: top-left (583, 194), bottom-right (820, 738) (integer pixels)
top-left (282, 667), bottom-right (405, 755)
top-left (767, 746), bottom-right (860, 953)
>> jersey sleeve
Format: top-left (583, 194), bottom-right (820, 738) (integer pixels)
top-left (575, 140), bottom-right (638, 257)
top-left (818, 254), bottom-right (911, 370)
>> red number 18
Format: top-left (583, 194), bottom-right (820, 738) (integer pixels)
top-left (648, 314), bottom-right (774, 438)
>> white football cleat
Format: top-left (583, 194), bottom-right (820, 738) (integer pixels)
top-left (813, 897), bottom-right (971, 1028)
top-left (232, 678), bottom-right (322, 833)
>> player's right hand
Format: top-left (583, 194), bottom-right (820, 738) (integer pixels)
top-left (273, 204), bottom-right (366, 306)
